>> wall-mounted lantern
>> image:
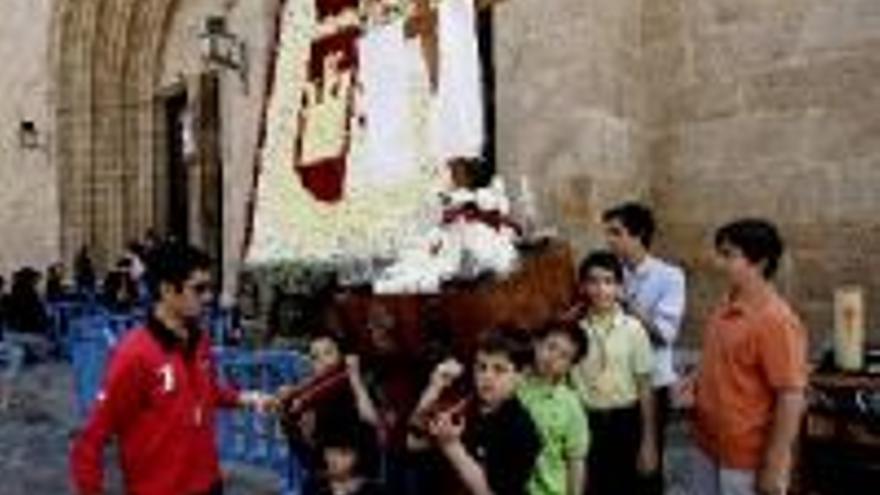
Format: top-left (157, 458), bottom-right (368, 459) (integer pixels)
top-left (199, 15), bottom-right (248, 91)
top-left (19, 120), bottom-right (39, 150)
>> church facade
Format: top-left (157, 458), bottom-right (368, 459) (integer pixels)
top-left (2, 0), bottom-right (880, 344)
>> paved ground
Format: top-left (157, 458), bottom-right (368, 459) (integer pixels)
top-left (0, 362), bottom-right (693, 494)
top-left (0, 362), bottom-right (279, 495)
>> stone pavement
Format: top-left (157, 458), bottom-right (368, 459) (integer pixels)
top-left (0, 362), bottom-right (693, 494)
top-left (0, 362), bottom-right (279, 495)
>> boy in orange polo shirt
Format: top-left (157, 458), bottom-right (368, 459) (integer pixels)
top-left (687, 219), bottom-right (807, 495)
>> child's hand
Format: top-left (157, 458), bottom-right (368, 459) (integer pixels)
top-left (429, 410), bottom-right (465, 446)
top-left (276, 384), bottom-right (296, 403)
top-left (345, 354), bottom-right (361, 376)
top-left (673, 373), bottom-right (696, 409)
top-left (240, 390), bottom-right (278, 414)
top-left (637, 439), bottom-right (659, 475)
top-left (298, 410), bottom-right (317, 443)
top-left (275, 385), bottom-right (304, 414)
top-left (430, 358), bottom-right (464, 391)
top-left (288, 398), bottom-right (304, 414)
top-left (756, 462), bottom-right (787, 495)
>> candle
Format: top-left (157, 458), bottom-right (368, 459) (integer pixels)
top-left (519, 175), bottom-right (537, 225)
top-left (833, 285), bottom-right (865, 371)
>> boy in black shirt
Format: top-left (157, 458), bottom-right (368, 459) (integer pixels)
top-left (420, 329), bottom-right (541, 495)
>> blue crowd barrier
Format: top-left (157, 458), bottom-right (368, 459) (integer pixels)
top-left (68, 311), bottom-right (143, 418)
top-left (47, 300), bottom-right (111, 358)
top-left (215, 349), bottom-right (311, 495)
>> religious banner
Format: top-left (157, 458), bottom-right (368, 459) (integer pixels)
top-left (246, 0), bottom-right (488, 264)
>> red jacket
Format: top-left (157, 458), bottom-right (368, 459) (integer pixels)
top-left (70, 318), bottom-right (240, 495)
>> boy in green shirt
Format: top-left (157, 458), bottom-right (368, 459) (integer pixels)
top-left (519, 322), bottom-right (591, 495)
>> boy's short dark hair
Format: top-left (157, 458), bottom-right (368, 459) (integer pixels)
top-left (578, 250), bottom-right (624, 284)
top-left (603, 202), bottom-right (656, 248)
top-left (537, 320), bottom-right (588, 363)
top-left (714, 218), bottom-right (784, 279)
top-left (310, 331), bottom-right (352, 355)
top-left (146, 242), bottom-right (211, 297)
top-left (317, 421), bottom-right (376, 475)
top-left (477, 327), bottom-right (533, 371)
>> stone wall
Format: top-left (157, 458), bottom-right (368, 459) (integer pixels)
top-left (645, 0), bottom-right (880, 348)
top-left (48, 0), bottom-right (277, 294)
top-left (495, 0), bottom-right (648, 257)
top-left (3, 0), bottom-right (880, 348)
top-left (156, 0), bottom-right (277, 296)
top-left (0, 0), bottom-right (58, 278)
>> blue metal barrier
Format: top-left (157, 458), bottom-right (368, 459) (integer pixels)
top-left (68, 312), bottom-right (141, 418)
top-left (47, 301), bottom-right (109, 358)
top-left (215, 348), bottom-right (311, 495)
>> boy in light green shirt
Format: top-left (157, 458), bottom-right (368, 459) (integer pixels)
top-left (569, 250), bottom-right (658, 495)
top-left (519, 322), bottom-right (591, 495)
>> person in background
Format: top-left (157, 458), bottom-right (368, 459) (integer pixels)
top-left (45, 262), bottom-right (69, 302)
top-left (101, 259), bottom-right (139, 312)
top-left (0, 275), bottom-right (7, 327)
top-left (70, 242), bottom-right (275, 495)
top-left (4, 267), bottom-right (50, 336)
top-left (602, 202), bottom-right (686, 494)
top-left (73, 246), bottom-right (97, 295)
top-left (0, 274), bottom-right (25, 411)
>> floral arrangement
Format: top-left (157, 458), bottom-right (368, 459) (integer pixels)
top-left (246, 0), bottom-right (448, 265)
top-left (245, 0), bottom-right (499, 295)
top-left (373, 176), bottom-right (521, 294)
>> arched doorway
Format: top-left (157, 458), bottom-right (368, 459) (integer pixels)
top-left (53, 0), bottom-right (223, 274)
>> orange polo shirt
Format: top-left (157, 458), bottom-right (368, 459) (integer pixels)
top-left (693, 289), bottom-right (808, 470)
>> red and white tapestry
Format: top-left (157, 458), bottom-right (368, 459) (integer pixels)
top-left (246, 0), bottom-right (485, 263)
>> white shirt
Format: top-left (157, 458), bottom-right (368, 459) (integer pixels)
top-left (623, 256), bottom-right (686, 387)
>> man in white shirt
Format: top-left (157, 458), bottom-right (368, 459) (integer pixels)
top-left (603, 202), bottom-right (686, 494)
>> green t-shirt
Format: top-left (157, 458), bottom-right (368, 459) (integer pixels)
top-left (518, 375), bottom-right (590, 495)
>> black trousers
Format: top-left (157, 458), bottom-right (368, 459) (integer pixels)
top-left (586, 404), bottom-right (642, 495)
top-left (196, 480), bottom-right (224, 495)
top-left (639, 386), bottom-right (670, 495)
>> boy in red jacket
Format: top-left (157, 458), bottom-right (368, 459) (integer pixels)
top-left (70, 242), bottom-right (274, 495)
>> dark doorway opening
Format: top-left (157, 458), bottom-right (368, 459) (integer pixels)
top-left (164, 91), bottom-right (190, 245)
top-left (477, 9), bottom-right (496, 176)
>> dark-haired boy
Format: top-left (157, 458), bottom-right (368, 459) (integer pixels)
top-left (571, 251), bottom-right (657, 495)
top-left (687, 219), bottom-right (807, 495)
top-left (518, 323), bottom-right (590, 495)
top-left (71, 242), bottom-right (275, 495)
top-left (602, 202), bottom-right (686, 494)
top-left (305, 422), bottom-right (384, 495)
top-left (423, 329), bottom-right (541, 495)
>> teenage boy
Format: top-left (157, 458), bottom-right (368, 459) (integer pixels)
top-left (71, 242), bottom-right (274, 495)
top-left (603, 202), bottom-right (686, 493)
top-left (688, 219), bottom-right (807, 495)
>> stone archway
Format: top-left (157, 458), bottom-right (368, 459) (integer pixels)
top-left (53, 0), bottom-right (184, 269)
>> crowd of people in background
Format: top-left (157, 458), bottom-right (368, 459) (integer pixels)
top-left (0, 228), bottom-right (165, 409)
